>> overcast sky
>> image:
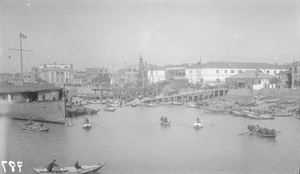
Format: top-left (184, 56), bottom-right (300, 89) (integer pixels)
top-left (0, 0), bottom-right (299, 73)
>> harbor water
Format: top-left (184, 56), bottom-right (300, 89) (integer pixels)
top-left (4, 104), bottom-right (300, 174)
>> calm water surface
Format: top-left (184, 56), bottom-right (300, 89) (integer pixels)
top-left (4, 104), bottom-right (300, 174)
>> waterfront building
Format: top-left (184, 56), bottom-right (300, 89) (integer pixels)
top-left (30, 67), bottom-right (42, 84)
top-left (86, 67), bottom-right (109, 83)
top-left (147, 67), bottom-right (166, 84)
top-left (276, 70), bottom-right (292, 88)
top-left (185, 61), bottom-right (288, 84)
top-left (291, 60), bottom-right (300, 89)
top-left (0, 73), bottom-right (13, 85)
top-left (72, 71), bottom-right (87, 86)
top-left (225, 69), bottom-right (275, 89)
top-left (38, 63), bottom-right (77, 85)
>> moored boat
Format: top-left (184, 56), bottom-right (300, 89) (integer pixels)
top-left (32, 162), bottom-right (105, 174)
top-left (104, 107), bottom-right (116, 112)
top-left (19, 122), bottom-right (49, 132)
top-left (193, 121), bottom-right (203, 129)
top-left (147, 103), bottom-right (160, 107)
top-left (185, 102), bottom-right (199, 108)
top-left (87, 100), bottom-right (102, 104)
top-left (232, 110), bottom-right (244, 116)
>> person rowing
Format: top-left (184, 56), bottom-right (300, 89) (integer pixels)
top-left (47, 159), bottom-right (59, 172)
top-left (25, 117), bottom-right (34, 126)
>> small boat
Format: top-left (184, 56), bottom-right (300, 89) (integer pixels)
top-left (185, 102), bottom-right (199, 108)
top-left (82, 123), bottom-right (92, 129)
top-left (193, 121), bottom-right (203, 129)
top-left (147, 103), bottom-right (160, 107)
top-left (172, 102), bottom-right (182, 105)
top-left (108, 103), bottom-right (120, 107)
top-left (247, 125), bottom-right (277, 138)
top-left (232, 110), bottom-right (244, 116)
top-left (104, 107), bottom-right (116, 112)
top-left (19, 122), bottom-right (49, 132)
top-left (87, 100), bottom-right (102, 104)
top-left (273, 112), bottom-right (293, 117)
top-left (160, 121), bottom-right (171, 126)
top-left (32, 162), bottom-right (105, 174)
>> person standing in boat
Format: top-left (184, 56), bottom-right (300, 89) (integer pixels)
top-left (74, 161), bottom-right (81, 169)
top-left (84, 117), bottom-right (90, 124)
top-left (25, 117), bottom-right (34, 126)
top-left (196, 117), bottom-right (200, 123)
top-left (47, 159), bottom-right (59, 172)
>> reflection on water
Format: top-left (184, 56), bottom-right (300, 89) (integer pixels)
top-left (5, 105), bottom-right (300, 174)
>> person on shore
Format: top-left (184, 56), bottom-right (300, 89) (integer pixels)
top-left (74, 161), bottom-right (81, 169)
top-left (47, 159), bottom-right (59, 172)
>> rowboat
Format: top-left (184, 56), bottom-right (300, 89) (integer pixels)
top-left (87, 100), bottom-right (102, 104)
top-left (185, 103), bottom-right (199, 108)
top-left (273, 112), bottom-right (293, 117)
top-left (32, 162), bottom-right (105, 174)
top-left (248, 129), bottom-right (276, 138)
top-left (232, 110), bottom-right (244, 116)
top-left (160, 121), bottom-right (171, 126)
top-left (172, 102), bottom-right (182, 105)
top-left (193, 121), bottom-right (203, 129)
top-left (82, 123), bottom-right (92, 129)
top-left (19, 122), bottom-right (49, 132)
top-left (104, 107), bottom-right (116, 112)
top-left (108, 103), bottom-right (120, 107)
top-left (147, 103), bottom-right (160, 107)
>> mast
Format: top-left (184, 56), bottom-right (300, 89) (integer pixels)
top-left (8, 33), bottom-right (31, 81)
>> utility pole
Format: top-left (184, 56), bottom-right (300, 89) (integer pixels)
top-left (8, 33), bottom-right (32, 80)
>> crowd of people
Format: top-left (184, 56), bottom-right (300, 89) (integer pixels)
top-left (247, 125), bottom-right (276, 136)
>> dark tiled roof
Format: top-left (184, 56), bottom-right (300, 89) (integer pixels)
top-left (226, 70), bottom-right (275, 79)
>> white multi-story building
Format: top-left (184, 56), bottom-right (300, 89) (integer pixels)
top-left (148, 67), bottom-right (166, 84)
top-left (38, 63), bottom-right (77, 84)
top-left (185, 62), bottom-right (288, 84)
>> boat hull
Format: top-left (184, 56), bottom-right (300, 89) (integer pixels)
top-left (82, 123), bottom-right (92, 129)
top-left (19, 122), bottom-right (49, 132)
top-left (0, 101), bottom-right (65, 124)
top-left (249, 130), bottom-right (276, 138)
top-left (32, 162), bottom-right (105, 174)
top-left (160, 121), bottom-right (171, 126)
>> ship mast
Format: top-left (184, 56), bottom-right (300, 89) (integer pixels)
top-left (8, 32), bottom-right (32, 80)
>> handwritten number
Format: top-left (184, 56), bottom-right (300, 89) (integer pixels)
top-left (17, 161), bottom-right (22, 172)
top-left (1, 161), bottom-right (7, 173)
top-left (9, 161), bottom-right (16, 172)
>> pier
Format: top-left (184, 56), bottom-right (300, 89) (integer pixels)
top-left (142, 88), bottom-right (229, 103)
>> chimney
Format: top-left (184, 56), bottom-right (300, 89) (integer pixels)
top-left (70, 64), bottom-right (73, 69)
top-left (44, 64), bottom-right (46, 68)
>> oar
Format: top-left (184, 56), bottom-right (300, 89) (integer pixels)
top-left (239, 132), bottom-right (250, 136)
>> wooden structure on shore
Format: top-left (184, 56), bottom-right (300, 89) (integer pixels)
top-left (142, 88), bottom-right (229, 103)
top-left (91, 87), bottom-right (229, 103)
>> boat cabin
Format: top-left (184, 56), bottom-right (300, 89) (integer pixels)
top-left (0, 84), bottom-right (63, 103)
